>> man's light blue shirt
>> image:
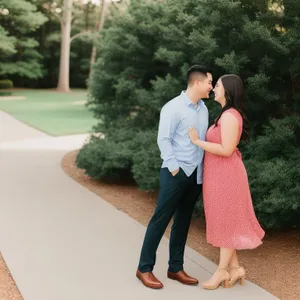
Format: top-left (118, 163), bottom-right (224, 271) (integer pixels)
top-left (157, 91), bottom-right (209, 184)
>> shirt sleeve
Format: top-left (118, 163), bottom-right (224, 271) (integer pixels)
top-left (157, 105), bottom-right (179, 172)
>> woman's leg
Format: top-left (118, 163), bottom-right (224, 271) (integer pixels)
top-left (228, 250), bottom-right (246, 286)
top-left (202, 248), bottom-right (234, 288)
top-left (219, 248), bottom-right (235, 268)
top-left (229, 250), bottom-right (239, 268)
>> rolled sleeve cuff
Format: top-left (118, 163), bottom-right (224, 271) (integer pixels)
top-left (167, 160), bottom-right (180, 173)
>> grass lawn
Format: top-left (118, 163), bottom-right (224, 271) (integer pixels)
top-left (0, 89), bottom-right (98, 136)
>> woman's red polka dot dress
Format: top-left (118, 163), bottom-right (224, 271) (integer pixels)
top-left (203, 108), bottom-right (265, 249)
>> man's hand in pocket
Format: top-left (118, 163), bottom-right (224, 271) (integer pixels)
top-left (171, 168), bottom-right (180, 176)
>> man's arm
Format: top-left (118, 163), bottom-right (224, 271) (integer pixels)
top-left (157, 105), bottom-right (179, 175)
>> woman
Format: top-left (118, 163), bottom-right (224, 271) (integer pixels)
top-left (188, 74), bottom-right (265, 290)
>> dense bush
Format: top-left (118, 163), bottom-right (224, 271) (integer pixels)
top-left (0, 91), bottom-right (12, 96)
top-left (131, 130), bottom-right (161, 190)
top-left (76, 133), bottom-right (133, 181)
top-left (0, 79), bottom-right (13, 89)
top-left (244, 117), bottom-right (300, 229)
top-left (77, 0), bottom-right (300, 229)
top-left (77, 128), bottom-right (161, 189)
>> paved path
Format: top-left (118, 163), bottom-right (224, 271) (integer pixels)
top-left (0, 110), bottom-right (278, 300)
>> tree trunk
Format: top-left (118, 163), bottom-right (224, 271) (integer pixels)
top-left (88, 0), bottom-right (107, 81)
top-left (57, 0), bottom-right (73, 92)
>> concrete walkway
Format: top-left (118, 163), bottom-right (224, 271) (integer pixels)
top-left (0, 110), bottom-right (278, 300)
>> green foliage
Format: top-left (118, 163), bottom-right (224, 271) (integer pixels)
top-left (76, 133), bottom-right (133, 180)
top-left (0, 79), bottom-right (13, 89)
top-left (0, 0), bottom-right (47, 79)
top-left (131, 130), bottom-right (161, 190)
top-left (0, 0), bottom-right (100, 87)
top-left (244, 117), bottom-right (300, 229)
top-left (1, 60), bottom-right (45, 79)
top-left (75, 0), bottom-right (300, 229)
top-left (0, 26), bottom-right (16, 54)
top-left (0, 91), bottom-right (12, 96)
top-left (76, 128), bottom-right (162, 190)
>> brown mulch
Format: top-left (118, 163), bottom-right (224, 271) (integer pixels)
top-left (0, 253), bottom-right (23, 300)
top-left (62, 150), bottom-right (300, 300)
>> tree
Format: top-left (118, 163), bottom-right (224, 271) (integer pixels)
top-left (34, 0), bottom-right (95, 88)
top-left (57, 0), bottom-right (73, 92)
top-left (89, 0), bottom-right (107, 80)
top-left (44, 0), bottom-right (93, 91)
top-left (44, 0), bottom-right (77, 92)
top-left (45, 0), bottom-right (120, 92)
top-left (89, 0), bottom-right (128, 81)
top-left (0, 26), bottom-right (16, 55)
top-left (0, 0), bottom-right (47, 80)
top-left (43, 0), bottom-right (125, 92)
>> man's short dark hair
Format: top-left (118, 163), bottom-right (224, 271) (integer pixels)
top-left (187, 65), bottom-right (212, 86)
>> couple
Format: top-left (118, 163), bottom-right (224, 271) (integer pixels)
top-left (136, 65), bottom-right (265, 290)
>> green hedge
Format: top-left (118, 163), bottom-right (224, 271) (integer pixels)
top-left (243, 117), bottom-right (300, 229)
top-left (0, 80), bottom-right (13, 89)
top-left (76, 134), bottom-right (133, 181)
top-left (131, 130), bottom-right (161, 190)
top-left (0, 91), bottom-right (12, 96)
top-left (77, 0), bottom-right (300, 230)
top-left (76, 129), bottom-right (161, 190)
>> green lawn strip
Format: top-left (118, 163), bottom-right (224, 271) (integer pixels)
top-left (0, 90), bottom-right (97, 136)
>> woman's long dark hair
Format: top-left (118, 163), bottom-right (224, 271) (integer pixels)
top-left (214, 74), bottom-right (249, 141)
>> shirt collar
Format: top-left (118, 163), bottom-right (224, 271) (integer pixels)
top-left (181, 91), bottom-right (204, 110)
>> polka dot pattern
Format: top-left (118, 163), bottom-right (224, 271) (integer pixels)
top-left (203, 108), bottom-right (265, 249)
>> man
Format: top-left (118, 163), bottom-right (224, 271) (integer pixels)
top-left (136, 65), bottom-right (213, 289)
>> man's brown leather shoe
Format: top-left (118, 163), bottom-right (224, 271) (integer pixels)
top-left (167, 270), bottom-right (199, 285)
top-left (136, 270), bottom-right (164, 289)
